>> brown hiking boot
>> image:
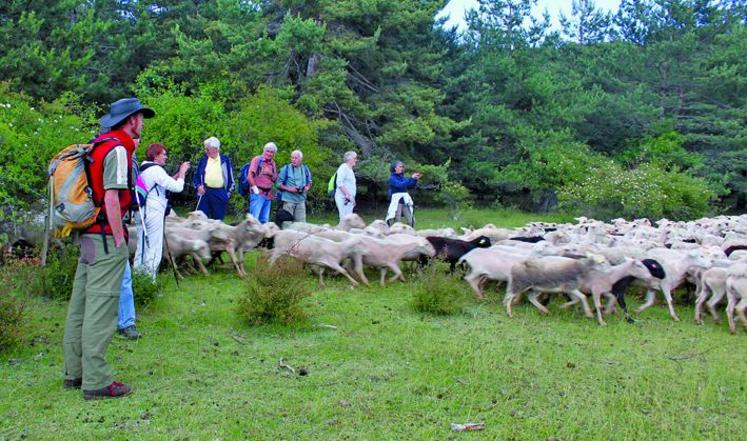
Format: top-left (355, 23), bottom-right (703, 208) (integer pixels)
top-left (63, 378), bottom-right (82, 389)
top-left (83, 381), bottom-right (132, 400)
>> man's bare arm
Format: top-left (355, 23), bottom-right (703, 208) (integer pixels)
top-left (103, 189), bottom-right (125, 247)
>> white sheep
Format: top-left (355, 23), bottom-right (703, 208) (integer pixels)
top-left (504, 255), bottom-right (606, 319)
top-left (458, 246), bottom-right (533, 299)
top-left (725, 263), bottom-right (747, 334)
top-left (269, 230), bottom-right (363, 286)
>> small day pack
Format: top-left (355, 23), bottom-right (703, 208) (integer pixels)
top-left (237, 162), bottom-right (252, 197)
top-left (133, 162), bottom-right (161, 215)
top-left (327, 172), bottom-right (337, 198)
top-left (46, 138), bottom-right (115, 238)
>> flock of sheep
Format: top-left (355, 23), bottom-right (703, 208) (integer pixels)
top-left (147, 211), bottom-right (747, 334)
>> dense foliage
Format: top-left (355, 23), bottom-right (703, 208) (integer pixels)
top-left (1, 0), bottom-right (745, 221)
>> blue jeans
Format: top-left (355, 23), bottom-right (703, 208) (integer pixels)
top-left (198, 187), bottom-right (229, 221)
top-left (249, 193), bottom-right (272, 224)
top-left (118, 261), bottom-right (136, 330)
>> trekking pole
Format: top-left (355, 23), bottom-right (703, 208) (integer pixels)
top-left (195, 194), bottom-right (203, 212)
top-left (137, 204), bottom-right (149, 249)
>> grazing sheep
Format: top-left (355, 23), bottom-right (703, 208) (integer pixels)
top-left (459, 224), bottom-right (513, 243)
top-left (352, 236), bottom-right (435, 286)
top-left (164, 222), bottom-right (233, 276)
top-left (579, 258), bottom-right (664, 325)
top-left (338, 213), bottom-right (366, 231)
top-left (163, 236), bottom-right (213, 279)
top-left (694, 266), bottom-right (729, 325)
top-left (725, 263), bottom-right (747, 334)
top-left (388, 222), bottom-right (416, 235)
top-left (458, 246), bottom-right (534, 299)
top-left (269, 230), bottom-right (363, 286)
top-left (364, 219), bottom-right (389, 236)
top-left (636, 248), bottom-right (712, 321)
top-left (504, 255), bottom-right (606, 319)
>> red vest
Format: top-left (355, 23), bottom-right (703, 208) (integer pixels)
top-left (83, 130), bottom-right (136, 236)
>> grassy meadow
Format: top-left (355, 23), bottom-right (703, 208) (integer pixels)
top-left (1, 208), bottom-right (746, 440)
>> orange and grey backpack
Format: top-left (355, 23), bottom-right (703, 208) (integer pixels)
top-left (46, 138), bottom-right (115, 238)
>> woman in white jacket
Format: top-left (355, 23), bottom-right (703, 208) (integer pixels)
top-left (134, 143), bottom-right (190, 279)
top-left (334, 151), bottom-right (358, 222)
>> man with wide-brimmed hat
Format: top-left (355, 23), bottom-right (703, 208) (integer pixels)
top-left (62, 97), bottom-right (154, 400)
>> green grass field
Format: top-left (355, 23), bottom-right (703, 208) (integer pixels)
top-left (1, 208), bottom-right (745, 440)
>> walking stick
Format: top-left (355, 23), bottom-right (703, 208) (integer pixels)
top-left (195, 193), bottom-right (203, 212)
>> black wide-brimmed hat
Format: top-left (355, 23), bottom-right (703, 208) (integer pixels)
top-left (99, 97), bottom-right (155, 128)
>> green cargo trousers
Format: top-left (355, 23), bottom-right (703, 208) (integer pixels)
top-left (63, 234), bottom-right (128, 391)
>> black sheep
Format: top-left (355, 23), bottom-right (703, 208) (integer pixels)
top-left (421, 235), bottom-right (491, 272)
top-left (724, 244), bottom-right (747, 257)
top-left (509, 235), bottom-right (545, 243)
top-left (611, 258), bottom-right (666, 322)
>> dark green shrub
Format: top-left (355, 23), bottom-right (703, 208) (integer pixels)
top-left (131, 270), bottom-right (164, 306)
top-left (410, 268), bottom-right (472, 315)
top-left (22, 244), bottom-right (79, 301)
top-left (0, 288), bottom-right (26, 352)
top-left (237, 255), bottom-right (312, 326)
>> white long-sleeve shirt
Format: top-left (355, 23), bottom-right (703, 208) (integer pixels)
top-left (139, 162), bottom-right (185, 212)
top-left (335, 163), bottom-right (356, 198)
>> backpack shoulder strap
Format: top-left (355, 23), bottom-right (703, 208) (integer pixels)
top-left (139, 163), bottom-right (159, 173)
top-left (303, 165), bottom-right (311, 183)
top-left (281, 164), bottom-right (290, 185)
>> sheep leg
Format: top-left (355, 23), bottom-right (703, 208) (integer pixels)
top-left (736, 297), bottom-right (747, 331)
top-left (237, 249), bottom-right (246, 278)
top-left (694, 283), bottom-right (709, 325)
top-left (192, 253), bottom-right (210, 276)
top-left (726, 294), bottom-right (737, 334)
top-left (636, 289), bottom-right (657, 313)
top-left (527, 291), bottom-right (550, 315)
top-left (569, 289), bottom-right (594, 318)
top-left (225, 247), bottom-right (245, 278)
top-left (464, 272), bottom-right (485, 299)
top-left (504, 293), bottom-right (515, 318)
top-left (614, 288), bottom-right (634, 323)
top-left (603, 292), bottom-right (618, 315)
top-left (388, 263), bottom-right (405, 284)
top-left (706, 288), bottom-right (725, 323)
top-left (314, 266), bottom-right (325, 287)
top-left (379, 268), bottom-right (387, 287)
top-left (592, 291), bottom-right (607, 326)
top-left (352, 256), bottom-right (370, 287)
top-left (559, 297), bottom-right (579, 309)
top-left (662, 288), bottom-right (680, 321)
top-left (329, 262), bottom-right (359, 287)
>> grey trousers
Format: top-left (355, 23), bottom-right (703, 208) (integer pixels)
top-left (282, 201), bottom-right (307, 223)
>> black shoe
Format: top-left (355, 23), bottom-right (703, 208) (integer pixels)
top-left (118, 325), bottom-right (141, 340)
top-left (63, 378), bottom-right (82, 389)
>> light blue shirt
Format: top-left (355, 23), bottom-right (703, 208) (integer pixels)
top-left (279, 164), bottom-right (311, 203)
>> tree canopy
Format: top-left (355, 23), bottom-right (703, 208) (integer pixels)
top-left (1, 0), bottom-right (745, 221)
